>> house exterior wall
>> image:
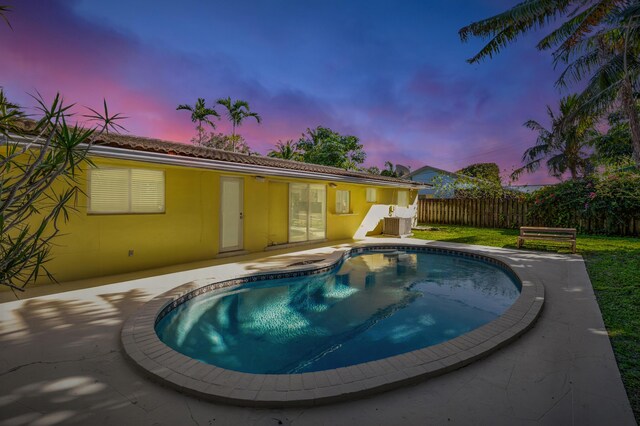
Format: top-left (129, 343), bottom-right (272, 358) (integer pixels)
top-left (267, 181), bottom-right (289, 245)
top-left (20, 155), bottom-right (417, 285)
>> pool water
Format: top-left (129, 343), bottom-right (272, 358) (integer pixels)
top-left (156, 251), bottom-right (521, 374)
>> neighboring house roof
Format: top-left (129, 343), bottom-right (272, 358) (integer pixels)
top-left (405, 164), bottom-right (463, 180)
top-left (10, 121), bottom-right (426, 188)
top-left (405, 164), bottom-right (487, 185)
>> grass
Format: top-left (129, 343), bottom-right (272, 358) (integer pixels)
top-left (412, 225), bottom-right (640, 420)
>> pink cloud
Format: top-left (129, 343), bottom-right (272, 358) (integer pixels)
top-left (1, 0), bottom-right (566, 186)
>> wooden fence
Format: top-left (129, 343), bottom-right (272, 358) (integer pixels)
top-left (417, 198), bottom-right (640, 236)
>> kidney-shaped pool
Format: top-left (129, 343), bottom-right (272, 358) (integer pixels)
top-left (155, 248), bottom-right (521, 374)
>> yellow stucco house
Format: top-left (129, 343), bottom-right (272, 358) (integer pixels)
top-left (17, 132), bottom-right (424, 284)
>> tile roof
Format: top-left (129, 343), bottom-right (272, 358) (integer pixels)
top-left (98, 133), bottom-right (421, 185)
top-left (13, 119), bottom-right (424, 186)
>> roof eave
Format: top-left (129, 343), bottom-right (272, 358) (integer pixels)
top-left (90, 145), bottom-right (428, 188)
top-left (8, 133), bottom-right (429, 188)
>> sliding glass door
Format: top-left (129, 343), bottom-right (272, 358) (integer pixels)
top-left (289, 183), bottom-right (326, 242)
top-left (308, 184), bottom-right (326, 240)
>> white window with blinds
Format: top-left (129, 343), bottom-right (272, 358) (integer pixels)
top-left (366, 187), bottom-right (377, 203)
top-left (396, 190), bottom-right (409, 207)
top-left (335, 190), bottom-right (350, 214)
top-left (88, 168), bottom-right (165, 214)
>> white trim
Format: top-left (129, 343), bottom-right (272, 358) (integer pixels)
top-left (8, 135), bottom-right (426, 188)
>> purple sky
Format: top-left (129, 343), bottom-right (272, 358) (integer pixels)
top-left (2, 0), bottom-right (570, 184)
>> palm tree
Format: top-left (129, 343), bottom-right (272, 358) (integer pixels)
top-left (380, 161), bottom-right (398, 177)
top-left (365, 166), bottom-right (381, 175)
top-left (216, 97), bottom-right (261, 152)
top-left (560, 24), bottom-right (640, 166)
top-left (342, 159), bottom-right (359, 171)
top-left (176, 98), bottom-right (219, 146)
top-left (511, 95), bottom-right (597, 181)
top-left (459, 1), bottom-right (640, 166)
top-left (267, 140), bottom-right (302, 161)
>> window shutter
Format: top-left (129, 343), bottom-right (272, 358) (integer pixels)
top-left (397, 190), bottom-right (408, 207)
top-left (336, 190), bottom-right (350, 214)
top-left (89, 168), bottom-right (130, 213)
top-left (366, 188), bottom-right (377, 203)
top-left (131, 169), bottom-right (165, 213)
top-left (88, 168), bottom-right (165, 214)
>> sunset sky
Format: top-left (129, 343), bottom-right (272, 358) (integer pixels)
top-left (2, 0), bottom-right (569, 183)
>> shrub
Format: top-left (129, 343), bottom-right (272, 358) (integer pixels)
top-left (528, 170), bottom-right (640, 233)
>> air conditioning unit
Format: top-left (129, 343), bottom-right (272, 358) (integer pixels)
top-left (383, 217), bottom-right (413, 237)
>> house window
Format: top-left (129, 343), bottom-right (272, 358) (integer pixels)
top-left (88, 168), bottom-right (165, 214)
top-left (336, 190), bottom-right (350, 214)
top-left (397, 190), bottom-right (409, 207)
top-left (366, 187), bottom-right (377, 203)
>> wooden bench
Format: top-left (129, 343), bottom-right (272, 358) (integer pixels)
top-left (517, 226), bottom-right (577, 253)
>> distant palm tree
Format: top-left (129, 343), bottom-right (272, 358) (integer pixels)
top-left (365, 166), bottom-right (381, 175)
top-left (342, 159), bottom-right (359, 171)
top-left (216, 97), bottom-right (261, 143)
top-left (511, 95), bottom-right (597, 181)
top-left (267, 140), bottom-right (301, 161)
top-left (176, 98), bottom-right (219, 145)
top-left (380, 161), bottom-right (398, 177)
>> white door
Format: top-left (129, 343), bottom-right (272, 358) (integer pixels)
top-left (220, 177), bottom-right (244, 252)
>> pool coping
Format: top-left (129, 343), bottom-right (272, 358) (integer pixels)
top-left (120, 241), bottom-right (544, 407)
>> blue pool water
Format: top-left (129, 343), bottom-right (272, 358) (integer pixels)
top-left (155, 250), bottom-right (521, 374)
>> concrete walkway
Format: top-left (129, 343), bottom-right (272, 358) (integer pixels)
top-left (0, 240), bottom-right (635, 425)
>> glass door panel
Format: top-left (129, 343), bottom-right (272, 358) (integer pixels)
top-left (308, 184), bottom-right (326, 240)
top-left (289, 183), bottom-right (309, 242)
top-left (288, 183), bottom-right (326, 242)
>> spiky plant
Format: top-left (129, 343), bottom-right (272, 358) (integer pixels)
top-left (1, 91), bottom-right (125, 291)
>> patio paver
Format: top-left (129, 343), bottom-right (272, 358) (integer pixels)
top-left (0, 239), bottom-right (635, 425)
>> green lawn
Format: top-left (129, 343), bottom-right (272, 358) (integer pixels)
top-left (412, 225), bottom-right (640, 420)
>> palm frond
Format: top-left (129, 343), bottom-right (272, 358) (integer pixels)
top-left (0, 5), bottom-right (13, 29)
top-left (233, 100), bottom-right (250, 109)
top-left (460, 0), bottom-right (572, 63)
top-left (539, 1), bottom-right (620, 61)
top-left (84, 99), bottom-right (128, 134)
top-left (523, 119), bottom-right (549, 134)
top-left (246, 111), bottom-right (261, 124)
top-left (216, 97), bottom-right (232, 108)
top-left (556, 45), bottom-right (603, 88)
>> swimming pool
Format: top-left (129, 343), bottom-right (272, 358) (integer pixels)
top-left (155, 248), bottom-right (521, 374)
top-left (122, 242), bottom-right (543, 406)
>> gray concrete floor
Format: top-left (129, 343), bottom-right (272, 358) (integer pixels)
top-left (0, 240), bottom-right (635, 426)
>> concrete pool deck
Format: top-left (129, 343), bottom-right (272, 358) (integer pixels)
top-left (0, 239), bottom-right (635, 425)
